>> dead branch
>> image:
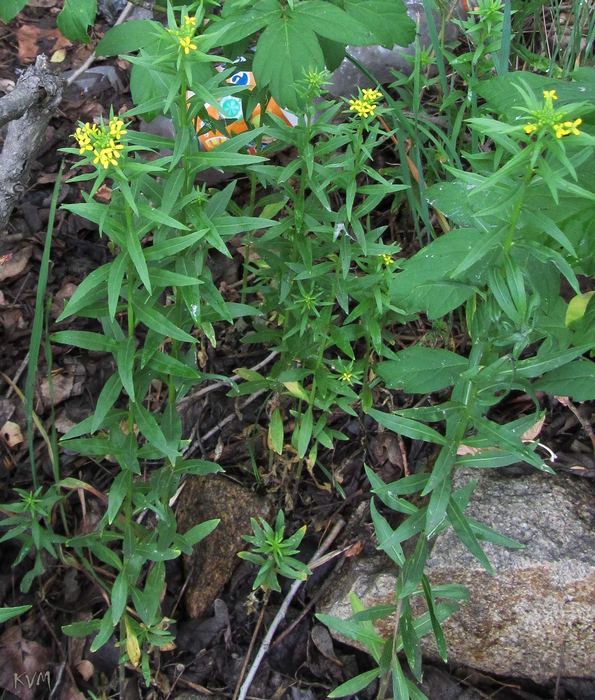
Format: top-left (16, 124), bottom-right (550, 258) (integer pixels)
top-left (0, 55), bottom-right (63, 235)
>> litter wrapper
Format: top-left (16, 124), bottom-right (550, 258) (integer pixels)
top-left (189, 69), bottom-right (298, 152)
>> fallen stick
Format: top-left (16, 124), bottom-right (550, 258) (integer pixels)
top-left (0, 55), bottom-right (63, 235)
top-left (236, 518), bottom-right (346, 700)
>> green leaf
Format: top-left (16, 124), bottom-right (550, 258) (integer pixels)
top-left (420, 575), bottom-right (448, 661)
top-left (126, 227), bottom-right (151, 294)
top-left (144, 230), bottom-right (207, 261)
top-left (116, 338), bottom-right (136, 402)
top-left (62, 619), bottom-right (101, 637)
top-left (533, 360), bottom-right (595, 401)
top-left (513, 344), bottom-right (593, 378)
top-left (183, 519), bottom-right (220, 546)
top-left (399, 536), bottom-right (428, 598)
top-left (108, 252), bottom-right (127, 319)
top-left (391, 655), bottom-right (410, 700)
top-left (368, 408), bottom-right (447, 445)
top-left (269, 408), bottom-right (284, 455)
top-left (377, 347), bottom-right (468, 393)
top-left (52, 330), bottom-right (117, 353)
top-left (134, 403), bottom-right (179, 463)
top-left (147, 352), bottom-right (201, 380)
top-left (0, 0), bottom-right (28, 22)
top-left (425, 474), bottom-right (452, 536)
top-left (132, 299), bottom-right (197, 344)
top-left (91, 373), bottom-right (123, 432)
top-left (57, 0), bottom-right (96, 43)
top-left (343, 0), bottom-right (415, 48)
top-left (90, 612), bottom-right (115, 653)
top-left (365, 465), bottom-right (418, 515)
top-left (447, 499), bottom-right (494, 574)
top-left (95, 20), bottom-right (163, 56)
top-left (294, 1), bottom-right (375, 44)
top-left (57, 263), bottom-right (110, 321)
top-left (370, 499), bottom-right (405, 566)
top-left (0, 605), bottom-right (32, 623)
top-left (565, 291), bottom-right (594, 326)
top-left (297, 408), bottom-right (313, 458)
top-left (173, 459), bottom-right (222, 476)
top-left (350, 604), bottom-right (397, 622)
top-left (328, 668), bottom-right (382, 698)
top-left (107, 471), bottom-right (131, 524)
top-left (111, 572), bottom-right (128, 625)
top-left (253, 14), bottom-right (325, 111)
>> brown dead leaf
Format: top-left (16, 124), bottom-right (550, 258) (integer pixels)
top-left (54, 411), bottom-right (77, 434)
top-left (456, 444), bottom-right (481, 456)
top-left (344, 540), bottom-right (364, 558)
top-left (521, 415), bottom-right (545, 442)
top-left (75, 660), bottom-right (94, 682)
top-left (1, 421), bottom-right (24, 448)
top-left (0, 246), bottom-right (32, 282)
top-left (94, 184), bottom-right (112, 203)
top-left (39, 362), bottom-right (86, 409)
top-left (17, 24), bottom-right (71, 64)
top-left (0, 308), bottom-right (26, 333)
top-left (458, 416), bottom-right (546, 456)
top-left (310, 624), bottom-right (343, 666)
top-left (0, 626), bottom-right (51, 700)
top-left (51, 282), bottom-right (77, 318)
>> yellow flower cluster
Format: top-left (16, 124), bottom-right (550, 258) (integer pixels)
top-left (73, 117), bottom-right (127, 169)
top-left (349, 88), bottom-right (382, 119)
top-left (170, 15), bottom-right (198, 55)
top-left (523, 90), bottom-right (582, 139)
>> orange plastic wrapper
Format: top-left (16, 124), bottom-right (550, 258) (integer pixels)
top-left (189, 68), bottom-right (298, 152)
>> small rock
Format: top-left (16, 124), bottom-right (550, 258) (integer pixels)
top-left (176, 475), bottom-right (270, 618)
top-left (319, 471), bottom-right (595, 684)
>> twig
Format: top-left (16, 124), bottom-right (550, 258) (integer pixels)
top-left (232, 590), bottom-right (271, 700)
top-left (66, 2), bottom-right (136, 86)
top-left (236, 519), bottom-right (346, 700)
top-left (0, 62), bottom-right (58, 128)
top-left (184, 389), bottom-right (268, 456)
top-left (178, 350), bottom-right (278, 408)
top-left (0, 56), bottom-right (63, 234)
top-left (4, 351), bottom-right (29, 398)
top-left (555, 395), bottom-right (595, 452)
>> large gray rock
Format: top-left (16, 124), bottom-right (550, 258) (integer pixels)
top-left (329, 1), bottom-right (462, 98)
top-left (320, 471), bottom-right (595, 684)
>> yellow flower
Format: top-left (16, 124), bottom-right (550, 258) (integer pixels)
top-left (183, 15), bottom-right (197, 26)
top-left (349, 98), bottom-right (376, 119)
top-left (362, 88), bottom-right (382, 104)
top-left (380, 253), bottom-right (394, 266)
top-left (340, 370), bottom-right (354, 383)
top-left (523, 123), bottom-right (538, 135)
top-left (561, 118), bottom-right (582, 136)
top-left (543, 89), bottom-right (558, 101)
top-left (108, 117), bottom-right (127, 139)
top-left (72, 117), bottom-right (127, 170)
top-left (179, 36), bottom-right (197, 54)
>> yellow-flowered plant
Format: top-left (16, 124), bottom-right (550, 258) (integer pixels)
top-left (169, 14), bottom-right (198, 55)
top-left (523, 89), bottom-right (582, 139)
top-left (348, 87), bottom-right (383, 119)
top-left (73, 116), bottom-right (127, 169)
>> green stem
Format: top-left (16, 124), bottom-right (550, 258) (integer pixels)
top-left (503, 166), bottom-right (534, 252)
